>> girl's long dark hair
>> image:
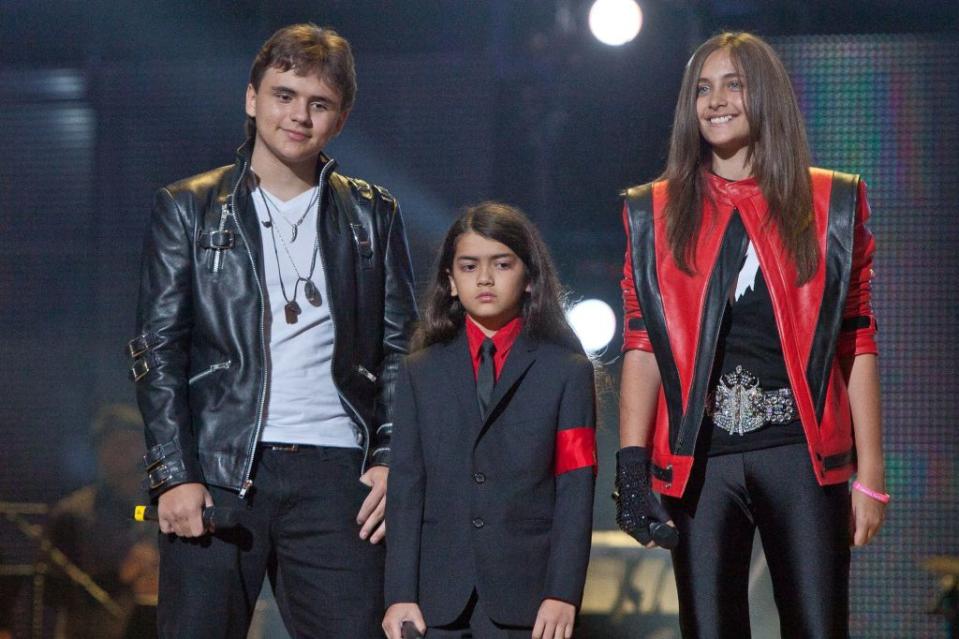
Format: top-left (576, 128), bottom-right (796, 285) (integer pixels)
top-left (412, 201), bottom-right (583, 354)
top-left (662, 32), bottom-right (819, 284)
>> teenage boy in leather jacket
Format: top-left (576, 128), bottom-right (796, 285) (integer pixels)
top-left (129, 23), bottom-right (417, 638)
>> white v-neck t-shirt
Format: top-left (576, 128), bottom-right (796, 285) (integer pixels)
top-left (251, 185), bottom-right (360, 449)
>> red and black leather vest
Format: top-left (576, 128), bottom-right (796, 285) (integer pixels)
top-left (623, 169), bottom-right (877, 497)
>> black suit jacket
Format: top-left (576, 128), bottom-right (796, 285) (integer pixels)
top-left (385, 330), bottom-right (596, 627)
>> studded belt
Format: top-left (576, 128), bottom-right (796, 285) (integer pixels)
top-left (707, 365), bottom-right (797, 436)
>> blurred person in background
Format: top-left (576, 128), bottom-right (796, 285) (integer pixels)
top-left (44, 403), bottom-right (157, 639)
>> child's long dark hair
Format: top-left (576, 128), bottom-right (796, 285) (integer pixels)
top-left (412, 201), bottom-right (583, 354)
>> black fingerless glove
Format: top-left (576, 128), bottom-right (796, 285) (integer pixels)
top-left (614, 446), bottom-right (679, 549)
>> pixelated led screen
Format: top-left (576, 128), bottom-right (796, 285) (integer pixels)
top-left (776, 34), bottom-right (959, 637)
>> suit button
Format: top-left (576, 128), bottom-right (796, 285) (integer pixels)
top-left (472, 517), bottom-right (485, 529)
top-left (473, 472), bottom-right (486, 484)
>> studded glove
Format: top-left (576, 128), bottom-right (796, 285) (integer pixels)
top-left (614, 446), bottom-right (679, 549)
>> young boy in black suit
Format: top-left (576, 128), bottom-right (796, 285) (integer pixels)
top-left (383, 202), bottom-right (596, 639)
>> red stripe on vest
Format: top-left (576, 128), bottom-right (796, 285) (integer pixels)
top-left (555, 427), bottom-right (597, 476)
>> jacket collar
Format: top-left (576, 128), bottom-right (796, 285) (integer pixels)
top-left (232, 138), bottom-right (336, 194)
top-left (705, 170), bottom-right (761, 209)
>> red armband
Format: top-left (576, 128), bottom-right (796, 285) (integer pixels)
top-left (555, 427), bottom-right (597, 476)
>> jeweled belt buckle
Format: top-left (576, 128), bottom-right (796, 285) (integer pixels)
top-left (709, 366), bottom-right (769, 436)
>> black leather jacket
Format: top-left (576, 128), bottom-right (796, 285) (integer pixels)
top-left (129, 141), bottom-right (417, 499)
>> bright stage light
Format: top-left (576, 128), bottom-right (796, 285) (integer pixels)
top-left (567, 299), bottom-right (617, 353)
top-left (589, 0), bottom-right (642, 46)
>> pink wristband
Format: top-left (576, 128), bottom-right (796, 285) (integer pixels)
top-left (852, 480), bottom-right (890, 504)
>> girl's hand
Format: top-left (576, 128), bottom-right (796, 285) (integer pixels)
top-left (382, 603), bottom-right (426, 639)
top-left (532, 598), bottom-right (575, 639)
top-left (850, 483), bottom-right (887, 546)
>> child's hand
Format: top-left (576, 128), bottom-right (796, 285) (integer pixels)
top-left (382, 602), bottom-right (426, 639)
top-left (357, 465), bottom-right (389, 543)
top-left (532, 598), bottom-right (575, 639)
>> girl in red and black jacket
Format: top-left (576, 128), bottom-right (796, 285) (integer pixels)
top-left (615, 32), bottom-right (887, 637)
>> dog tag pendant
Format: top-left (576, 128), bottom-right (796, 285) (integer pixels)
top-left (290, 225), bottom-right (298, 243)
top-left (284, 300), bottom-right (301, 324)
top-left (304, 279), bottom-right (322, 306)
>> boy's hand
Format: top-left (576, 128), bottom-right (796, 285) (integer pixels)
top-left (357, 466), bottom-right (388, 543)
top-left (382, 602), bottom-right (426, 639)
top-left (157, 482), bottom-right (213, 537)
top-left (532, 598), bottom-right (575, 639)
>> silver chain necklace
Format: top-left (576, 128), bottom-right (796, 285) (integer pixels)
top-left (259, 185), bottom-right (319, 243)
top-left (257, 188), bottom-right (322, 324)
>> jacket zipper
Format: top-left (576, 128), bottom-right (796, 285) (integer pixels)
top-left (188, 360), bottom-right (232, 385)
top-left (226, 158), bottom-right (269, 499)
top-left (356, 364), bottom-right (377, 383)
top-left (313, 163), bottom-right (373, 475)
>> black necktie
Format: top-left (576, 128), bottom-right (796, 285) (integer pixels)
top-left (476, 338), bottom-right (496, 419)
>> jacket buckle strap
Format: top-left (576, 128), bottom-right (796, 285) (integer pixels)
top-left (127, 332), bottom-right (158, 358)
top-left (651, 463), bottom-right (673, 483)
top-left (128, 333), bottom-right (159, 382)
top-left (841, 315), bottom-right (873, 332)
top-left (147, 458), bottom-right (186, 490)
top-left (130, 356), bottom-right (151, 382)
top-left (143, 438), bottom-right (182, 471)
top-left (823, 449), bottom-right (855, 471)
top-left (199, 230), bottom-right (235, 250)
top-left (350, 223), bottom-right (373, 259)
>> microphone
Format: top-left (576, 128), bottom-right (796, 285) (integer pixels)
top-left (649, 521), bottom-right (680, 550)
top-left (132, 505), bottom-right (243, 530)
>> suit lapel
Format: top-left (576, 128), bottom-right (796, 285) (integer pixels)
top-left (477, 333), bottom-right (538, 437)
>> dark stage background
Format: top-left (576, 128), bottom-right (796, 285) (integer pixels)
top-left (1, 2), bottom-right (957, 637)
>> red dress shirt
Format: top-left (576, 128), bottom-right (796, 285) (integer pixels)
top-left (465, 315), bottom-right (523, 381)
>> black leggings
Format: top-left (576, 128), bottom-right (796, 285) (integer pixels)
top-left (663, 443), bottom-right (851, 639)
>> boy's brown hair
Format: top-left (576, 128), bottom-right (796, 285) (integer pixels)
top-left (246, 23), bottom-right (357, 139)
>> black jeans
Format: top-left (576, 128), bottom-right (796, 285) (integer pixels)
top-left (663, 443), bottom-right (851, 639)
top-left (157, 446), bottom-right (385, 639)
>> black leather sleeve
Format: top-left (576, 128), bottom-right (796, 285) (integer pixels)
top-left (133, 187), bottom-right (204, 498)
top-left (371, 190), bottom-right (418, 467)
